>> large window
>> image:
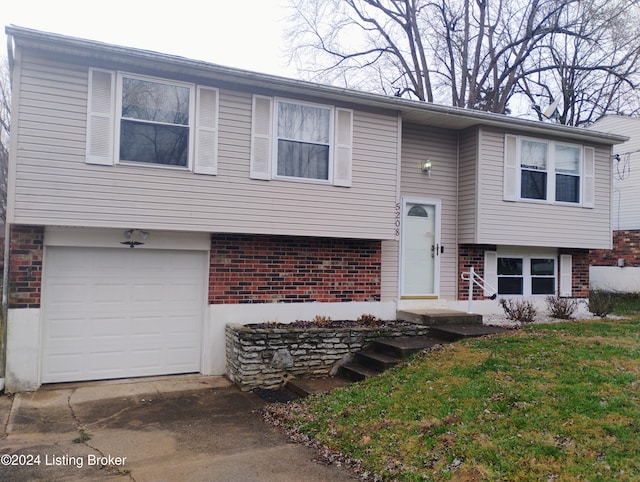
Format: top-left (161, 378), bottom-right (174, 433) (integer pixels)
top-left (118, 74), bottom-right (193, 167)
top-left (497, 256), bottom-right (556, 296)
top-left (276, 100), bottom-right (332, 180)
top-left (519, 138), bottom-right (582, 204)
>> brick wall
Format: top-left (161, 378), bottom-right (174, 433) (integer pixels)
top-left (560, 248), bottom-right (590, 297)
top-left (457, 244), bottom-right (497, 300)
top-left (459, 244), bottom-right (590, 299)
top-left (591, 229), bottom-right (640, 267)
top-left (209, 234), bottom-right (381, 304)
top-left (8, 225), bottom-right (44, 308)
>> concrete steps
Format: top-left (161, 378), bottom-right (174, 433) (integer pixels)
top-left (285, 310), bottom-right (510, 397)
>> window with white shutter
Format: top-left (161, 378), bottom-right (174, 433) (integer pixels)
top-left (86, 70), bottom-right (219, 174)
top-left (250, 95), bottom-right (273, 180)
top-left (250, 96), bottom-right (353, 186)
top-left (194, 86), bottom-right (219, 175)
top-left (503, 134), bottom-right (593, 208)
top-left (87, 69), bottom-right (115, 165)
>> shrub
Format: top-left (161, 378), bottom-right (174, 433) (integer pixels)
top-left (588, 290), bottom-right (616, 318)
top-left (545, 296), bottom-right (578, 319)
top-left (499, 298), bottom-right (537, 323)
top-left (356, 313), bottom-right (381, 325)
top-left (311, 315), bottom-right (332, 326)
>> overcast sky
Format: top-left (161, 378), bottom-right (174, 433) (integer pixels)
top-left (0, 0), bottom-right (297, 77)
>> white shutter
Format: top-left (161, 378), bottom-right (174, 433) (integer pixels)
top-left (194, 86), bottom-right (218, 175)
top-left (333, 108), bottom-right (353, 187)
top-left (250, 95), bottom-right (273, 180)
top-left (582, 146), bottom-right (595, 208)
top-left (484, 251), bottom-right (498, 297)
top-left (560, 254), bottom-right (572, 297)
top-left (503, 134), bottom-right (518, 201)
top-left (86, 69), bottom-right (115, 165)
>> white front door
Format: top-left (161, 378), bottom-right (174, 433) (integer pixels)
top-left (401, 200), bottom-right (440, 297)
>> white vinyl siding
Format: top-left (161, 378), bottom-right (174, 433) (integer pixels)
top-left (461, 128), bottom-right (612, 249)
top-left (12, 52), bottom-right (399, 240)
top-left (590, 116), bottom-right (640, 230)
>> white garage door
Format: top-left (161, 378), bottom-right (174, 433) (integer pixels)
top-left (42, 247), bottom-right (207, 383)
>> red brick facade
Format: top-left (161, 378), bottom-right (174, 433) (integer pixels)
top-left (559, 248), bottom-right (590, 297)
top-left (458, 244), bottom-right (590, 300)
top-left (208, 234), bottom-right (381, 304)
top-left (8, 225), bottom-right (44, 308)
top-left (457, 244), bottom-right (497, 300)
top-left (591, 229), bottom-right (640, 268)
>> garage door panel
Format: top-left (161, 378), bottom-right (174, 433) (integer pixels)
top-left (42, 247), bottom-right (206, 383)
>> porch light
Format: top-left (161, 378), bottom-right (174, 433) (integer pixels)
top-left (121, 229), bottom-right (149, 248)
top-left (420, 160), bottom-right (432, 177)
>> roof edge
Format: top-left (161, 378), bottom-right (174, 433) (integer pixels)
top-left (5, 25), bottom-right (628, 145)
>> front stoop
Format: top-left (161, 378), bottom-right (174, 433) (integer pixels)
top-left (429, 324), bottom-right (510, 342)
top-left (397, 309), bottom-right (482, 326)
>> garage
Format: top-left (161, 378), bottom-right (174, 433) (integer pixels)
top-left (41, 246), bottom-right (208, 383)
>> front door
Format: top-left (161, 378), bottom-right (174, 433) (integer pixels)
top-left (401, 200), bottom-right (440, 297)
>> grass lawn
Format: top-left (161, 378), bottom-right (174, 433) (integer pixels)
top-left (268, 319), bottom-right (640, 481)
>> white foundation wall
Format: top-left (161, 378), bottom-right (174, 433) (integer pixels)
top-left (205, 301), bottom-right (397, 375)
top-left (590, 266), bottom-right (640, 292)
top-left (5, 308), bottom-right (41, 392)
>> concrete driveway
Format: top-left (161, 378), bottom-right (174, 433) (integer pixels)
top-left (0, 376), bottom-right (356, 481)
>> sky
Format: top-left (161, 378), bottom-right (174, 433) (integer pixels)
top-left (0, 0), bottom-right (298, 78)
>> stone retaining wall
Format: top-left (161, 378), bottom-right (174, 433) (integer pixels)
top-left (225, 323), bottom-right (430, 391)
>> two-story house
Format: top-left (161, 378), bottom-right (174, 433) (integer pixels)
top-left (2, 27), bottom-right (625, 392)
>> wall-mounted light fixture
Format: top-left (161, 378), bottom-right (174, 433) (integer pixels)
top-left (120, 229), bottom-right (150, 248)
top-left (420, 160), bottom-right (432, 177)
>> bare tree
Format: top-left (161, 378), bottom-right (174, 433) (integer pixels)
top-left (286, 0), bottom-right (640, 124)
top-left (520, 0), bottom-right (640, 126)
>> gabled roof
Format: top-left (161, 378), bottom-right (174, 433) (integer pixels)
top-left (6, 25), bottom-right (627, 146)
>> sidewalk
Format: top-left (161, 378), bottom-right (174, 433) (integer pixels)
top-left (0, 375), bottom-right (356, 481)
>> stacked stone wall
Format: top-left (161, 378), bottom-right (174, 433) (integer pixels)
top-left (225, 323), bottom-right (429, 391)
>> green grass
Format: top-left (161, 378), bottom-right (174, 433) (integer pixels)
top-left (611, 292), bottom-right (640, 316)
top-left (272, 319), bottom-right (640, 481)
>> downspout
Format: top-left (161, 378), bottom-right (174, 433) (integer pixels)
top-left (1, 34), bottom-right (17, 390)
top-left (455, 131), bottom-right (460, 304)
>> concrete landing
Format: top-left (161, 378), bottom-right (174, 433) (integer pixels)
top-left (397, 309), bottom-right (483, 326)
top-left (430, 324), bottom-right (510, 342)
top-left (286, 376), bottom-right (351, 397)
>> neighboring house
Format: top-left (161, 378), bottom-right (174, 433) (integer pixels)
top-left (589, 115), bottom-right (640, 292)
top-left (2, 26), bottom-right (625, 392)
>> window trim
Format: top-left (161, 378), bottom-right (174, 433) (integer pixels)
top-left (505, 134), bottom-right (592, 208)
top-left (517, 136), bottom-right (583, 205)
top-left (114, 71), bottom-right (196, 171)
top-left (495, 250), bottom-right (558, 297)
top-left (272, 97), bottom-right (335, 185)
